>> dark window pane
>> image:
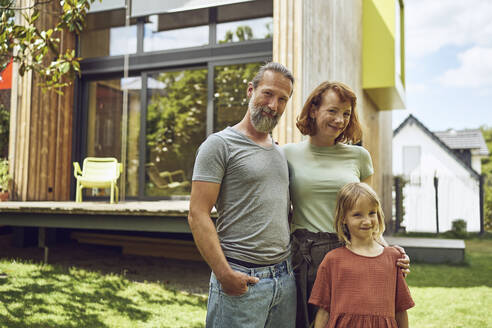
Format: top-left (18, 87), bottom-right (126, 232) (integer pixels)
top-left (79, 9), bottom-right (137, 58)
top-left (214, 62), bottom-right (262, 132)
top-left (87, 80), bottom-right (122, 159)
top-left (85, 79), bottom-right (123, 198)
top-left (80, 23), bottom-right (137, 58)
top-left (145, 68), bottom-right (207, 197)
top-left (85, 77), bottom-right (141, 198)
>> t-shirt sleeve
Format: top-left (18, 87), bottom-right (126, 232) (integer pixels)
top-left (359, 146), bottom-right (374, 180)
top-left (308, 257), bottom-right (332, 311)
top-left (395, 266), bottom-right (415, 313)
top-left (192, 135), bottom-right (228, 184)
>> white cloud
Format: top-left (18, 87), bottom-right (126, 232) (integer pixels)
top-left (406, 0), bottom-right (492, 59)
top-left (438, 47), bottom-right (492, 88)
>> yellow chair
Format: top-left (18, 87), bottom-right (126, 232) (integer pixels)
top-left (73, 157), bottom-right (122, 203)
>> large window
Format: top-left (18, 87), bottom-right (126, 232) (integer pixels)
top-left (79, 1), bottom-right (272, 199)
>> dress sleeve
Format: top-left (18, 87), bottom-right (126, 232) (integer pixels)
top-left (192, 135), bottom-right (228, 184)
top-left (308, 257), bottom-right (332, 311)
top-left (395, 267), bottom-right (415, 312)
top-left (359, 146), bottom-right (374, 180)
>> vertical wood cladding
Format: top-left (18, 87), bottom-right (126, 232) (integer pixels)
top-left (10, 0), bottom-right (74, 200)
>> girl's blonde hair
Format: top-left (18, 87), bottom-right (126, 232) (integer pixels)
top-left (334, 182), bottom-right (385, 245)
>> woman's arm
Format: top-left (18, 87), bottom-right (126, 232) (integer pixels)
top-left (396, 310), bottom-right (409, 328)
top-left (314, 308), bottom-right (330, 328)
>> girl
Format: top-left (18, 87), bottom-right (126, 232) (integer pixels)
top-left (309, 182), bottom-right (414, 328)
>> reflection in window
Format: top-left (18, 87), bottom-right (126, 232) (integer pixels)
top-left (144, 15), bottom-right (209, 52)
top-left (214, 62), bottom-right (262, 132)
top-left (145, 68), bottom-right (207, 197)
top-left (217, 17), bottom-right (272, 44)
top-left (80, 24), bottom-right (137, 58)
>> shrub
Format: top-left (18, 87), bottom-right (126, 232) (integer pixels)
top-left (444, 219), bottom-right (468, 239)
top-left (0, 158), bottom-right (10, 192)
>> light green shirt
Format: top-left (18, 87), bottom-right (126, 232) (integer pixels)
top-left (282, 141), bottom-right (374, 233)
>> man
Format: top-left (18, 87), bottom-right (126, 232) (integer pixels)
top-left (188, 62), bottom-right (295, 328)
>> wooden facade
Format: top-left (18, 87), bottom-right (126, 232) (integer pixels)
top-left (10, 0), bottom-right (75, 201)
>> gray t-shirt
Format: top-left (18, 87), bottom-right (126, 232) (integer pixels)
top-left (192, 127), bottom-right (291, 264)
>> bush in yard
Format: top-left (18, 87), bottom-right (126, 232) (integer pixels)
top-left (443, 219), bottom-right (467, 239)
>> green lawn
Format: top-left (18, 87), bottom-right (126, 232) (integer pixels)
top-left (0, 261), bottom-right (207, 328)
top-left (0, 239), bottom-right (490, 327)
top-left (406, 239), bottom-right (492, 328)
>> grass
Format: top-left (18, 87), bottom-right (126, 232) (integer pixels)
top-left (0, 239), bottom-right (491, 327)
top-left (406, 239), bottom-right (492, 328)
top-left (0, 261), bottom-right (207, 328)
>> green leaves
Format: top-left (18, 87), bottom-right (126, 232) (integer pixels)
top-left (0, 0), bottom-right (97, 94)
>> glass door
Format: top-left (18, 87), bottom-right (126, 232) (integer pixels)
top-left (85, 77), bottom-right (141, 198)
top-left (144, 67), bottom-right (207, 197)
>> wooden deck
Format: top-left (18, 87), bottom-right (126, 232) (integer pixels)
top-left (385, 236), bottom-right (465, 264)
top-left (0, 200), bottom-right (205, 261)
top-left (0, 200), bottom-right (197, 233)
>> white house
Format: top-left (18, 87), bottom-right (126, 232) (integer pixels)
top-left (393, 115), bottom-right (485, 233)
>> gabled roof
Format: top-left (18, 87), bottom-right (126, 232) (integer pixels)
top-left (433, 129), bottom-right (490, 156)
top-left (393, 114), bottom-right (480, 180)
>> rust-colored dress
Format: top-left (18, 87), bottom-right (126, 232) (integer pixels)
top-left (309, 247), bottom-right (414, 328)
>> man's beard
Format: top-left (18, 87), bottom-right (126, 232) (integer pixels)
top-left (249, 97), bottom-right (280, 133)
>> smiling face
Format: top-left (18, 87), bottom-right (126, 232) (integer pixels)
top-left (344, 196), bottom-right (381, 243)
top-left (247, 70), bottom-right (292, 133)
top-left (310, 89), bottom-right (352, 146)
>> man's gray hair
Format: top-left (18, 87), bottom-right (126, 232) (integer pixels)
top-left (251, 62), bottom-right (294, 89)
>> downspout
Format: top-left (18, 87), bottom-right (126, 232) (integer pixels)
top-left (433, 172), bottom-right (439, 235)
top-left (479, 174), bottom-right (484, 235)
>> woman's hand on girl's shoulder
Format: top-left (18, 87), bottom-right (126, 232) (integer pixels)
top-left (392, 245), bottom-right (411, 277)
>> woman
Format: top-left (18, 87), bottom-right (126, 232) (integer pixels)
top-left (282, 81), bottom-right (410, 328)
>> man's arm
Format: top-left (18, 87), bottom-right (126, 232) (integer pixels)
top-left (188, 180), bottom-right (258, 296)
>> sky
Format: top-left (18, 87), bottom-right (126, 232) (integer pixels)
top-left (392, 0), bottom-right (492, 132)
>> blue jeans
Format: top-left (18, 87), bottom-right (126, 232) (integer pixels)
top-left (206, 258), bottom-right (296, 328)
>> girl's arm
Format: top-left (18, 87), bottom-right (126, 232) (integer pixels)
top-left (396, 310), bottom-right (409, 328)
top-left (314, 308), bottom-right (330, 328)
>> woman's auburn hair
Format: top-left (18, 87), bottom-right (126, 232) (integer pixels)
top-left (334, 182), bottom-right (386, 245)
top-left (296, 81), bottom-right (362, 144)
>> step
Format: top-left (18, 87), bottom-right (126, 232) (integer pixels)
top-left (385, 236), bottom-right (465, 264)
